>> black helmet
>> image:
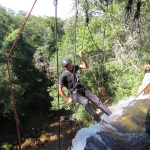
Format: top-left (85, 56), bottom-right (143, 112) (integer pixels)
top-left (61, 58), bottom-right (71, 67)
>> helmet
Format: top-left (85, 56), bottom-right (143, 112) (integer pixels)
top-left (61, 58), bottom-right (71, 67)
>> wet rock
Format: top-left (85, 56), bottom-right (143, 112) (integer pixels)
top-left (84, 135), bottom-right (106, 150)
top-left (145, 108), bottom-right (150, 135)
top-left (84, 130), bottom-right (150, 150)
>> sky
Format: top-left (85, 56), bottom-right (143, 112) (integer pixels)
top-left (0, 0), bottom-right (74, 19)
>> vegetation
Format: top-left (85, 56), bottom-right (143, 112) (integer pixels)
top-left (0, 0), bottom-right (150, 145)
top-left (1, 142), bottom-right (12, 150)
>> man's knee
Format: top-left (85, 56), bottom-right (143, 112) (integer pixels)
top-left (82, 99), bottom-right (89, 106)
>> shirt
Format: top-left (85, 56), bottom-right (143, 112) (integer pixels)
top-left (59, 65), bottom-right (82, 90)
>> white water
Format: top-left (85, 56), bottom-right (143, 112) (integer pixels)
top-left (70, 94), bottom-right (150, 150)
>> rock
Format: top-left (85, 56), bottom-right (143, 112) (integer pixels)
top-left (145, 108), bottom-right (150, 134)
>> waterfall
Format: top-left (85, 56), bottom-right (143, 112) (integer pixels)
top-left (69, 73), bottom-right (150, 150)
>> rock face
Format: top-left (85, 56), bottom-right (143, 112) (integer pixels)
top-left (71, 73), bottom-right (150, 150)
top-left (84, 130), bottom-right (150, 150)
top-left (83, 97), bottom-right (150, 150)
top-left (145, 108), bottom-right (150, 134)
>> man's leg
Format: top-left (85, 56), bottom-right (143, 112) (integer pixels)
top-left (84, 89), bottom-right (112, 116)
top-left (70, 92), bottom-right (100, 123)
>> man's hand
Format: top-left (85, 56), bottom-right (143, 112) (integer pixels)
top-left (79, 50), bottom-right (84, 58)
top-left (67, 97), bottom-right (72, 103)
top-left (78, 50), bottom-right (88, 69)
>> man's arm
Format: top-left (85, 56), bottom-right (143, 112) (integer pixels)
top-left (79, 51), bottom-right (88, 69)
top-left (58, 84), bottom-right (72, 103)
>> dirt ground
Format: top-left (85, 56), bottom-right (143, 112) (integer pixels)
top-left (19, 117), bottom-right (80, 150)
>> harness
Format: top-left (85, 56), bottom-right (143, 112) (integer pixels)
top-left (69, 70), bottom-right (85, 96)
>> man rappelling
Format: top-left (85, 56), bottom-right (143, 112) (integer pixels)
top-left (58, 50), bottom-right (112, 124)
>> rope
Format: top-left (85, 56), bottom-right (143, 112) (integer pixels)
top-left (73, 0), bottom-right (78, 87)
top-left (122, 82), bottom-right (149, 114)
top-left (102, 84), bottom-right (150, 125)
top-left (69, 1), bottom-right (79, 149)
top-left (53, 0), bottom-right (61, 149)
top-left (86, 2), bottom-right (108, 91)
top-left (6, 1), bottom-right (37, 149)
top-left (80, 0), bottom-right (89, 50)
top-left (83, 0), bottom-right (105, 54)
top-left (6, 0), bottom-right (37, 60)
top-left (97, 3), bottom-right (109, 87)
top-left (107, 83), bottom-right (150, 124)
top-left (83, 0), bottom-right (114, 56)
top-left (87, 25), bottom-right (105, 54)
top-left (81, 25), bottom-right (86, 50)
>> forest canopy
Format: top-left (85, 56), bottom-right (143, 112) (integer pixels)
top-left (0, 0), bottom-right (150, 125)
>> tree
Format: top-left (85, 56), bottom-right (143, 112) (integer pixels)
top-left (2, 29), bottom-right (52, 118)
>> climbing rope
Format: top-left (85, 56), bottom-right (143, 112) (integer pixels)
top-left (6, 0), bottom-right (37, 149)
top-left (84, 0), bottom-right (109, 93)
top-left (122, 82), bottom-right (150, 114)
top-left (53, 0), bottom-right (61, 149)
top-left (53, 0), bottom-right (80, 149)
top-left (73, 0), bottom-right (78, 88)
top-left (79, 0), bottom-right (89, 50)
top-left (81, 24), bottom-right (86, 50)
top-left (68, 0), bottom-right (79, 149)
top-left (108, 83), bottom-right (150, 124)
top-left (82, 0), bottom-right (116, 57)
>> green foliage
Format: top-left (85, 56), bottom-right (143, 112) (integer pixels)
top-left (0, 0), bottom-right (150, 130)
top-left (72, 103), bottom-right (93, 125)
top-left (50, 0), bottom-right (150, 112)
top-left (23, 16), bottom-right (64, 51)
top-left (48, 83), bottom-right (70, 111)
top-left (1, 28), bottom-right (52, 118)
top-left (0, 7), bottom-right (15, 49)
top-left (1, 142), bottom-right (12, 149)
top-left (104, 58), bottom-right (144, 104)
